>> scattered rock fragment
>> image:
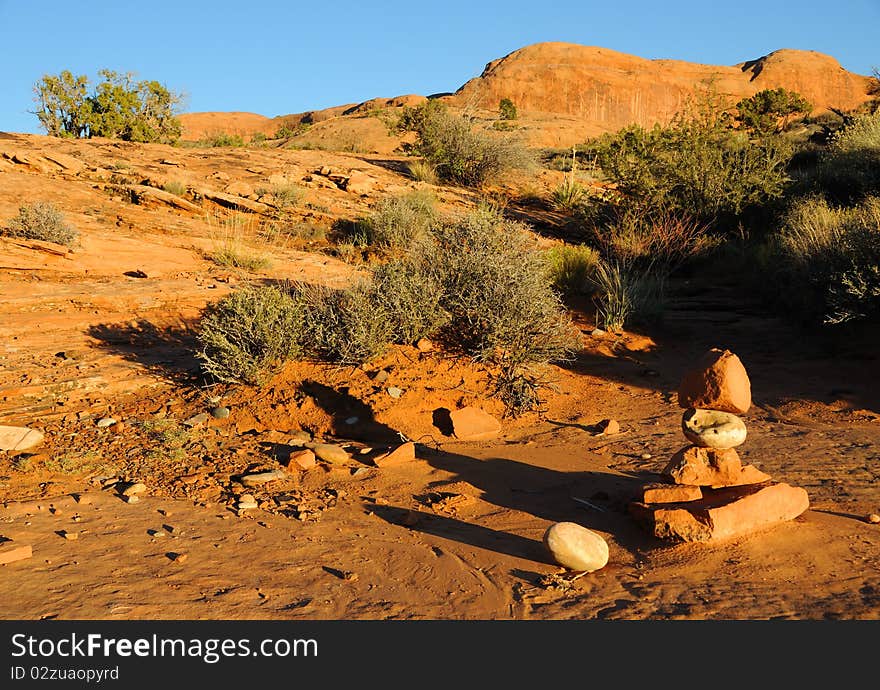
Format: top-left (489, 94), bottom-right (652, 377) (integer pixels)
top-left (211, 407), bottom-right (230, 419)
top-left (543, 522), bottom-right (609, 573)
top-left (288, 431), bottom-right (312, 446)
top-left (0, 425), bottom-right (44, 451)
top-left (120, 482), bottom-right (147, 497)
top-left (125, 496), bottom-right (140, 504)
top-left (236, 494), bottom-right (259, 511)
top-left (167, 552), bottom-right (188, 563)
top-left (386, 387), bottom-right (404, 399)
top-left (310, 444), bottom-right (352, 464)
top-left (96, 417), bottom-right (116, 428)
top-left (449, 406), bottom-right (501, 441)
top-left (373, 442), bottom-right (415, 468)
top-left (183, 413), bottom-right (210, 427)
top-left (596, 419), bottom-right (620, 435)
top-left (867, 513), bottom-right (880, 524)
top-left (60, 530), bottom-right (78, 541)
top-left (240, 470), bottom-right (287, 487)
top-left (289, 449), bottom-right (317, 470)
top-left (0, 542), bottom-right (33, 565)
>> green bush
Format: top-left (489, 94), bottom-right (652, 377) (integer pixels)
top-left (360, 190), bottom-right (437, 250)
top-left (296, 281), bottom-right (393, 365)
top-left (196, 285), bottom-right (305, 384)
top-left (735, 88), bottom-right (812, 135)
top-left (397, 100), bottom-right (533, 186)
top-left (544, 243), bottom-right (600, 296)
top-left (774, 195), bottom-right (880, 324)
top-left (3, 202), bottom-right (79, 247)
top-left (590, 259), bottom-right (665, 332)
top-left (432, 205), bottom-right (580, 367)
top-left (33, 69), bottom-right (182, 143)
top-left (499, 98), bottom-right (518, 120)
top-left (592, 99), bottom-right (792, 224)
top-left (814, 110), bottom-right (880, 202)
top-left (372, 247), bottom-right (449, 344)
top-left (200, 132), bottom-right (245, 148)
top-left (407, 159), bottom-right (438, 184)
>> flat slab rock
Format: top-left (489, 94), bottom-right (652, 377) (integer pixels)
top-left (449, 406), bottom-right (501, 441)
top-left (629, 481), bottom-right (810, 543)
top-left (0, 425), bottom-right (44, 451)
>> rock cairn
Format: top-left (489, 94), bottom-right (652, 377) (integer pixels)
top-left (630, 348), bottom-right (810, 542)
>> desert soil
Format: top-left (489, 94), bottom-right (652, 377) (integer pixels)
top-left (1, 132), bottom-right (878, 620)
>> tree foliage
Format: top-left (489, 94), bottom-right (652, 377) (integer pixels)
top-left (735, 87), bottom-right (812, 135)
top-left (32, 70), bottom-right (182, 143)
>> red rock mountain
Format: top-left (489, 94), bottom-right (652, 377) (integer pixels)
top-left (179, 43), bottom-right (876, 143)
top-left (451, 43), bottom-right (875, 128)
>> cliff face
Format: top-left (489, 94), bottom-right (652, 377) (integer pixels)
top-left (451, 42), bottom-right (875, 129)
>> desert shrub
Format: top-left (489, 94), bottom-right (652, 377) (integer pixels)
top-left (196, 285), bottom-right (305, 384)
top-left (3, 202), bottom-right (79, 247)
top-left (544, 243), bottom-right (600, 296)
top-left (814, 110), bottom-right (880, 202)
top-left (407, 159), bottom-right (438, 184)
top-left (397, 100), bottom-right (533, 186)
top-left (592, 98), bottom-right (792, 226)
top-left (201, 132), bottom-right (245, 148)
top-left (250, 132), bottom-right (267, 144)
top-left (33, 69), bottom-right (182, 143)
top-left (774, 195), bottom-right (880, 324)
top-left (295, 281), bottom-right (393, 365)
top-left (360, 190), bottom-right (437, 250)
top-left (162, 180), bottom-right (186, 196)
top-left (499, 98), bottom-right (518, 120)
top-left (267, 183), bottom-right (304, 209)
top-left (586, 208), bottom-right (715, 273)
top-left (206, 212), bottom-right (271, 271)
top-left (372, 246), bottom-right (449, 344)
top-left (590, 259), bottom-right (665, 332)
top-left (551, 176), bottom-right (587, 211)
top-left (432, 205), bottom-right (580, 367)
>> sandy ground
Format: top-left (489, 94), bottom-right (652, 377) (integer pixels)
top-left (0, 133), bottom-right (878, 620)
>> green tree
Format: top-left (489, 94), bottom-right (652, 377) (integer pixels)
top-left (32, 70), bottom-right (92, 138)
top-left (499, 97), bottom-right (518, 120)
top-left (735, 88), bottom-right (812, 135)
top-left (32, 70), bottom-right (182, 143)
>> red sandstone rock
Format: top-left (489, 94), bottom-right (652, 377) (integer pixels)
top-left (678, 349), bottom-right (752, 414)
top-left (640, 483), bottom-right (703, 504)
top-left (664, 445), bottom-right (771, 488)
top-left (0, 542), bottom-right (33, 565)
top-left (630, 482), bottom-right (809, 542)
top-left (449, 407), bottom-right (501, 441)
top-left (289, 449), bottom-right (317, 470)
top-left (373, 442), bottom-right (415, 468)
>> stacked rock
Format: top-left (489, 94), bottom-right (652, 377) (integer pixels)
top-left (630, 348), bottom-right (810, 543)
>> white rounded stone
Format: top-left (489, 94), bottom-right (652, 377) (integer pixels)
top-left (681, 408), bottom-right (747, 449)
top-left (543, 522), bottom-right (609, 572)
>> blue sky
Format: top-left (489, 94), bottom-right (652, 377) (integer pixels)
top-left (0, 0), bottom-right (877, 134)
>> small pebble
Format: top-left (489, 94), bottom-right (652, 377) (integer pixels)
top-left (96, 417), bottom-right (117, 428)
top-left (373, 370), bottom-right (389, 383)
top-left (641, 453), bottom-right (653, 460)
top-left (169, 552), bottom-right (188, 563)
top-left (386, 387), bottom-right (404, 399)
top-left (61, 531), bottom-right (78, 541)
top-left (121, 482), bottom-right (146, 497)
top-left (344, 416), bottom-right (359, 425)
top-left (125, 495), bottom-right (140, 504)
top-left (211, 407), bottom-right (230, 419)
top-left (867, 513), bottom-right (880, 524)
top-left (183, 413), bottom-right (209, 427)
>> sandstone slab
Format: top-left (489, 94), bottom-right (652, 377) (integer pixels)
top-left (0, 542), bottom-right (33, 565)
top-left (289, 449), bottom-right (317, 470)
top-left (630, 482), bottom-right (809, 542)
top-left (373, 442), bottom-right (415, 468)
top-left (0, 425), bottom-right (44, 451)
top-left (449, 407), bottom-right (501, 441)
top-left (310, 443), bottom-right (352, 464)
top-left (664, 445), bottom-right (771, 488)
top-left (640, 483), bottom-right (703, 504)
top-left (678, 348), bottom-right (751, 414)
